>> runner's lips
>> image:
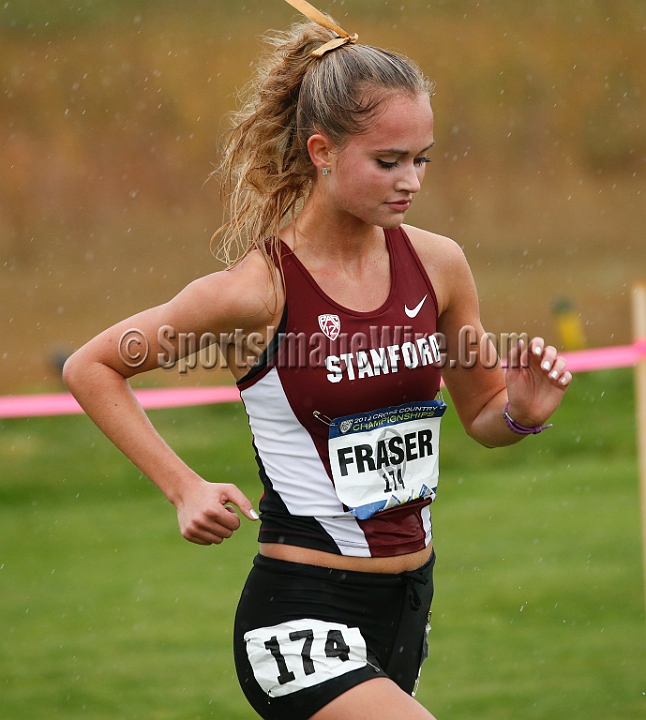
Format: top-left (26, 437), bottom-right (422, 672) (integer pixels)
top-left (387, 200), bottom-right (411, 211)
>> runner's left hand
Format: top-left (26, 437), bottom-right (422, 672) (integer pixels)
top-left (504, 337), bottom-right (572, 428)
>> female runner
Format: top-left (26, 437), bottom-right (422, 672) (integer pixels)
top-left (63, 2), bottom-right (572, 718)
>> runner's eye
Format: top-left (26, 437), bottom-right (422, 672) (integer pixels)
top-left (377, 158), bottom-right (431, 170)
top-left (376, 159), bottom-right (399, 170)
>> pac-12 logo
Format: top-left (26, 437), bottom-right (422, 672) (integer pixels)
top-left (318, 314), bottom-right (341, 341)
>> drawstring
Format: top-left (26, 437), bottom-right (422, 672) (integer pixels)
top-left (400, 567), bottom-right (429, 611)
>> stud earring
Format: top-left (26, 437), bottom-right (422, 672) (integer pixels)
top-left (322, 167), bottom-right (330, 176)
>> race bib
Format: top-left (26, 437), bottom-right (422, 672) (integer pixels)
top-left (244, 618), bottom-right (367, 698)
top-left (329, 400), bottom-right (446, 520)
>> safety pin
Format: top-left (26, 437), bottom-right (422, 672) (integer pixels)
top-left (313, 410), bottom-right (332, 426)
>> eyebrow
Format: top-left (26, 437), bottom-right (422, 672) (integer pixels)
top-left (374, 142), bottom-right (435, 155)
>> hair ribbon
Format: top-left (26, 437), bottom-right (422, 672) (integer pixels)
top-left (282, 0), bottom-right (359, 57)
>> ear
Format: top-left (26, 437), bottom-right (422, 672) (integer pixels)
top-left (307, 133), bottom-right (334, 172)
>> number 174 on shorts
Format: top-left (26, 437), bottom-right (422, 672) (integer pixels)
top-left (244, 618), bottom-right (368, 697)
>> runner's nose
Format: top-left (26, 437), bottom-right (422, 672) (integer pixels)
top-left (396, 163), bottom-right (421, 195)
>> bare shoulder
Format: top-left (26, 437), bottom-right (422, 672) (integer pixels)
top-left (402, 224), bottom-right (468, 268)
top-left (167, 249), bottom-right (284, 333)
top-left (401, 224), bottom-right (474, 314)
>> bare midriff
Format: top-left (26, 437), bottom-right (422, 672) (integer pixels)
top-left (259, 541), bottom-right (433, 574)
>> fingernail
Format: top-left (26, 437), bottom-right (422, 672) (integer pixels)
top-left (542, 361), bottom-right (552, 371)
top-left (560, 376), bottom-right (569, 385)
top-left (533, 346), bottom-right (542, 356)
top-left (250, 509), bottom-right (259, 521)
top-left (549, 370), bottom-right (558, 380)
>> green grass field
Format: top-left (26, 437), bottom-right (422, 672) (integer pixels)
top-left (1, 368), bottom-right (645, 719)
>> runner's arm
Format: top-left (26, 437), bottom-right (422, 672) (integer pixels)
top-left (63, 257), bottom-right (281, 542)
top-left (406, 228), bottom-right (571, 447)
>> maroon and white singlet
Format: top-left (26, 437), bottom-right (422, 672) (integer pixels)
top-left (237, 226), bottom-right (443, 558)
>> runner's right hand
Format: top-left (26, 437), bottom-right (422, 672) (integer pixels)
top-left (175, 478), bottom-right (259, 545)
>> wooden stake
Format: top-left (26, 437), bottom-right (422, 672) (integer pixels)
top-left (632, 282), bottom-right (646, 613)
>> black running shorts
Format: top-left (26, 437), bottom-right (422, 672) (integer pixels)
top-left (233, 552), bottom-right (435, 720)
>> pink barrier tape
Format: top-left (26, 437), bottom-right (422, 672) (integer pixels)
top-left (0, 385), bottom-right (241, 420)
top-left (1, 341), bottom-right (645, 419)
top-left (560, 341), bottom-right (646, 374)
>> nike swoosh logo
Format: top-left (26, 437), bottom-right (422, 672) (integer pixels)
top-left (405, 295), bottom-right (428, 318)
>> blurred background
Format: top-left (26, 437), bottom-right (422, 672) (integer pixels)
top-left (1, 0), bottom-right (645, 394)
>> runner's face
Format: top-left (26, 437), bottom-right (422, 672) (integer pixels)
top-left (330, 92), bottom-right (434, 228)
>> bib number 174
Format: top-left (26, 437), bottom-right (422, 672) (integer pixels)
top-left (244, 619), bottom-right (368, 697)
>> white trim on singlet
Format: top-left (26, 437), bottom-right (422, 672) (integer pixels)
top-left (421, 504), bottom-right (433, 545)
top-left (240, 367), bottom-right (370, 556)
top-left (316, 517), bottom-right (372, 557)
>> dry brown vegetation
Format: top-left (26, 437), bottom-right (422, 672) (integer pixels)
top-left (1, 0), bottom-right (645, 393)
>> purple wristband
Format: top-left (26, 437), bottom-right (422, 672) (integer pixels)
top-left (503, 402), bottom-right (553, 435)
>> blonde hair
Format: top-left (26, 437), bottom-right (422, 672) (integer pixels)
top-left (213, 19), bottom-right (434, 274)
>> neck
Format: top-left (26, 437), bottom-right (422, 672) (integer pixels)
top-left (288, 188), bottom-right (383, 261)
